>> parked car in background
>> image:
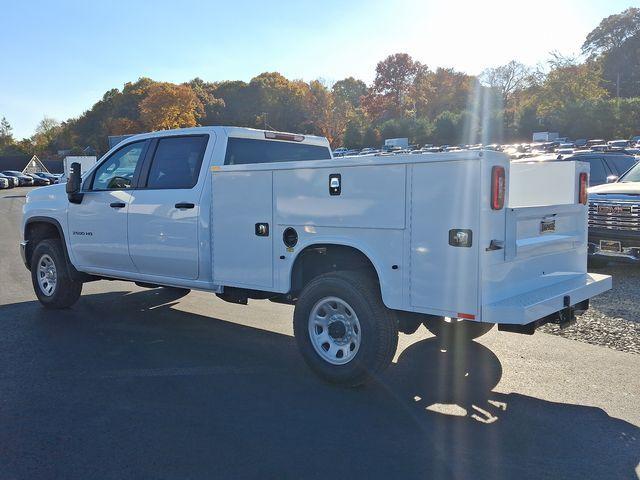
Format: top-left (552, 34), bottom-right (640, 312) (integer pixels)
top-left (590, 144), bottom-right (609, 152)
top-left (568, 152), bottom-right (638, 186)
top-left (587, 139), bottom-right (605, 148)
top-left (332, 147), bottom-right (348, 157)
top-left (556, 148), bottom-right (575, 155)
top-left (33, 172), bottom-right (59, 184)
top-left (25, 173), bottom-right (50, 186)
top-left (0, 173), bottom-right (17, 188)
top-left (0, 177), bottom-right (9, 189)
top-left (588, 160), bottom-right (640, 266)
top-left (359, 148), bottom-right (378, 155)
top-left (608, 139), bottom-right (629, 148)
top-left (1, 171), bottom-right (34, 186)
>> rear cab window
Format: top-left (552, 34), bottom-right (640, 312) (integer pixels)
top-left (224, 137), bottom-right (331, 165)
top-left (145, 135), bottom-right (208, 189)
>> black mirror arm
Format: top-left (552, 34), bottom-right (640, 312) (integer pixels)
top-left (68, 191), bottom-right (84, 204)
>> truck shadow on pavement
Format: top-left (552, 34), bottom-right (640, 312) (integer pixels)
top-left (0, 288), bottom-right (638, 480)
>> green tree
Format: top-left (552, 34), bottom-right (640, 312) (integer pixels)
top-left (332, 77), bottom-right (367, 108)
top-left (433, 111), bottom-right (461, 145)
top-left (0, 117), bottom-right (14, 149)
top-left (342, 119), bottom-right (363, 149)
top-left (583, 7), bottom-right (640, 55)
top-left (412, 68), bottom-right (474, 119)
top-left (247, 72), bottom-right (310, 132)
top-left (31, 116), bottom-right (61, 154)
top-left (583, 8), bottom-right (640, 98)
top-left (535, 55), bottom-right (607, 121)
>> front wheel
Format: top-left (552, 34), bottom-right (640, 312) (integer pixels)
top-left (31, 239), bottom-right (82, 309)
top-left (293, 271), bottom-right (398, 387)
top-left (423, 316), bottom-right (494, 343)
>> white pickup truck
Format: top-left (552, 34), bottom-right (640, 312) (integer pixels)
top-left (21, 127), bottom-right (611, 386)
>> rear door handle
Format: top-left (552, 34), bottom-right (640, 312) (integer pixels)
top-left (175, 202), bottom-right (195, 209)
top-left (110, 202), bottom-right (126, 209)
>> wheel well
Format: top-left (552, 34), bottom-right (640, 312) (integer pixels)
top-left (24, 221), bottom-right (61, 269)
top-left (289, 244), bottom-right (379, 297)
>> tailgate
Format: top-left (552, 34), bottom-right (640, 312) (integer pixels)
top-left (480, 159), bottom-right (611, 322)
top-left (504, 204), bottom-right (585, 262)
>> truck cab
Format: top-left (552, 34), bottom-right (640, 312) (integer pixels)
top-left (21, 126), bottom-right (611, 386)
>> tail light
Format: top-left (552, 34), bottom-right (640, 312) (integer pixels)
top-left (491, 166), bottom-right (506, 210)
top-left (579, 172), bottom-right (588, 205)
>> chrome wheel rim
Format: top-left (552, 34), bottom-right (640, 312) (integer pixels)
top-left (308, 296), bottom-right (361, 365)
top-left (37, 254), bottom-right (57, 296)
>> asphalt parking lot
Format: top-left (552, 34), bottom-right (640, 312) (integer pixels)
top-left (1, 187), bottom-right (639, 480)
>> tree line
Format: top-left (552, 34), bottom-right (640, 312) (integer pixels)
top-left (1, 7), bottom-right (638, 157)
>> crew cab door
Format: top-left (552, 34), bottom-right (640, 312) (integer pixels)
top-left (67, 140), bottom-right (149, 272)
top-left (127, 135), bottom-right (209, 280)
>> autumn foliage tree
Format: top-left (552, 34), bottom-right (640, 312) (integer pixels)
top-left (139, 82), bottom-right (204, 131)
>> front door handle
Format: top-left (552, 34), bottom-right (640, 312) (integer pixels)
top-left (110, 202), bottom-right (126, 209)
top-left (175, 202), bottom-right (195, 209)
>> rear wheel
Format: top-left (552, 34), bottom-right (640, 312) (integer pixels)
top-left (423, 316), bottom-right (493, 343)
top-left (293, 271), bottom-right (398, 387)
top-left (31, 239), bottom-right (82, 309)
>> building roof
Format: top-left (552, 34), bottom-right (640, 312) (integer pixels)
top-left (0, 155), bottom-right (60, 174)
top-left (0, 155), bottom-right (31, 172)
top-left (42, 159), bottom-right (64, 174)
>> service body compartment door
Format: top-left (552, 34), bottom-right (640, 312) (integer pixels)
top-left (212, 170), bottom-right (273, 289)
top-left (410, 161), bottom-right (480, 316)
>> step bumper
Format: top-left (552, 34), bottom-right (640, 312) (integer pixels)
top-left (482, 273), bottom-right (612, 325)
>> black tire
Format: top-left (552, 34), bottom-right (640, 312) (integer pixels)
top-left (293, 271), bottom-right (398, 387)
top-left (31, 239), bottom-right (82, 309)
top-left (423, 316), bottom-right (494, 343)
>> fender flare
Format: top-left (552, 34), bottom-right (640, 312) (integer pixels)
top-left (24, 216), bottom-right (88, 281)
top-left (287, 238), bottom-right (390, 305)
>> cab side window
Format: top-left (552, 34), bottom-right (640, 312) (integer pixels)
top-left (92, 141), bottom-right (147, 190)
top-left (145, 136), bottom-right (208, 189)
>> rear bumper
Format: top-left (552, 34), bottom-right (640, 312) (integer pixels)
top-left (482, 273), bottom-right (611, 325)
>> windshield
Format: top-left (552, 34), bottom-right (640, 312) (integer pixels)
top-left (619, 162), bottom-right (640, 182)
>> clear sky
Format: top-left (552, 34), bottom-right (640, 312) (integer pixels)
top-left (0, 0), bottom-right (632, 138)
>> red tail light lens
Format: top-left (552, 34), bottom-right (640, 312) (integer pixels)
top-left (579, 172), bottom-right (588, 205)
top-left (491, 166), bottom-right (506, 210)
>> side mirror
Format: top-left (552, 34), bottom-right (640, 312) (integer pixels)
top-left (606, 175), bottom-right (618, 183)
top-left (66, 162), bottom-right (84, 204)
